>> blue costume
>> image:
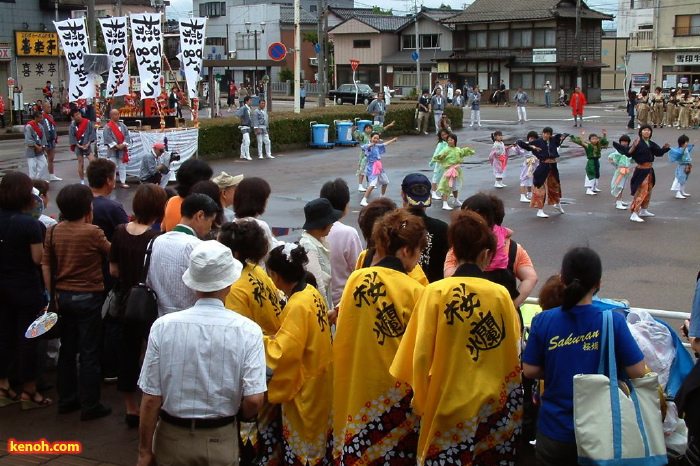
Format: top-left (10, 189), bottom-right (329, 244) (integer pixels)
top-left (669, 144), bottom-right (693, 191)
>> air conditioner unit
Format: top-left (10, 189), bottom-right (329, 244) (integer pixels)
top-left (228, 51), bottom-right (237, 59)
top-left (309, 57), bottom-right (318, 66)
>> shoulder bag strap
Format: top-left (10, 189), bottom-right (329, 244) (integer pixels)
top-left (139, 238), bottom-right (156, 285)
top-left (601, 309), bottom-right (624, 459)
top-left (48, 225), bottom-right (57, 307)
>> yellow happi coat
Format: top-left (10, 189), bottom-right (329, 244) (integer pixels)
top-left (225, 262), bottom-right (284, 462)
top-left (356, 249), bottom-right (429, 286)
top-left (265, 283), bottom-right (333, 466)
top-left (225, 262), bottom-right (283, 335)
top-left (391, 265), bottom-right (523, 465)
top-left (334, 257), bottom-right (425, 465)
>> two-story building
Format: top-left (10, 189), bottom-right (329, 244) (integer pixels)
top-left (442, 0), bottom-right (612, 103)
top-left (329, 7), bottom-right (459, 92)
top-left (626, 0), bottom-right (700, 92)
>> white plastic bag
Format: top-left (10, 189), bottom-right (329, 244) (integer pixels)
top-left (627, 309), bottom-right (675, 390)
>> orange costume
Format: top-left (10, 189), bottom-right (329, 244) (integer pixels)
top-left (569, 90), bottom-right (587, 116)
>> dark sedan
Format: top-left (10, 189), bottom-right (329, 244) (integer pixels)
top-left (328, 84), bottom-right (375, 105)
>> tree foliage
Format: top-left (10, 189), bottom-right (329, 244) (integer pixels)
top-left (372, 6), bottom-right (393, 15)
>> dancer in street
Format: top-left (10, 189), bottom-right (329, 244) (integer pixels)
top-left (613, 124), bottom-right (671, 222)
top-left (512, 130), bottom-right (539, 203)
top-left (431, 133), bottom-right (475, 210)
top-left (608, 135), bottom-right (632, 210)
top-left (359, 132), bottom-right (398, 207)
top-left (354, 120), bottom-right (395, 192)
top-left (430, 129), bottom-right (450, 200)
top-left (569, 129), bottom-right (609, 196)
top-left (68, 108), bottom-right (96, 184)
top-left (518, 127), bottom-right (569, 218)
top-left (489, 130), bottom-right (513, 188)
top-left (669, 134), bottom-right (694, 199)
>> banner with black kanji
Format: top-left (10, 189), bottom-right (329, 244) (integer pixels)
top-left (130, 13), bottom-right (162, 98)
top-left (53, 18), bottom-right (95, 102)
top-left (99, 17), bottom-right (130, 97)
top-left (178, 17), bottom-right (207, 100)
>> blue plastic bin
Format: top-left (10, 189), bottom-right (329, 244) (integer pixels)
top-left (335, 121), bottom-right (354, 143)
top-left (356, 119), bottom-right (373, 133)
top-left (312, 124), bottom-right (330, 144)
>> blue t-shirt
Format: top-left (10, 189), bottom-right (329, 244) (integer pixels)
top-left (522, 302), bottom-right (645, 443)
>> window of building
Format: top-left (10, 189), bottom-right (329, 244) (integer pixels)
top-left (468, 31), bottom-right (487, 49)
top-left (199, 1), bottom-right (226, 17)
top-left (511, 72), bottom-right (533, 89)
top-left (235, 34), bottom-right (257, 51)
top-left (675, 15), bottom-right (700, 36)
top-left (534, 72), bottom-right (556, 89)
top-left (511, 29), bottom-right (532, 48)
top-left (402, 35), bottom-right (416, 49)
top-left (354, 39), bottom-right (371, 48)
top-left (533, 29), bottom-right (556, 47)
top-left (310, 4), bottom-right (317, 12)
top-left (488, 30), bottom-right (509, 48)
top-left (421, 34), bottom-right (440, 48)
top-left (205, 37), bottom-right (227, 46)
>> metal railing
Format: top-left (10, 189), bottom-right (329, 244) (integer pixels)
top-left (675, 26), bottom-right (700, 37)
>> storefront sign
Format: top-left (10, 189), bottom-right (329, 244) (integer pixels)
top-left (0, 42), bottom-right (11, 61)
top-left (100, 17), bottom-right (130, 97)
top-left (54, 18), bottom-right (95, 101)
top-left (437, 62), bottom-right (449, 73)
top-left (675, 53), bottom-right (700, 65)
top-left (131, 13), bottom-right (162, 98)
top-left (533, 48), bottom-right (557, 63)
top-left (15, 32), bottom-right (59, 56)
top-left (179, 17), bottom-right (206, 99)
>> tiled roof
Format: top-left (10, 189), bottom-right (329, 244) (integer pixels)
top-left (351, 14), bottom-right (413, 32)
top-left (329, 7), bottom-right (375, 20)
top-left (443, 0), bottom-right (612, 23)
top-left (280, 5), bottom-right (319, 24)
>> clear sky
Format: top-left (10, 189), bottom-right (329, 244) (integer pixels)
top-left (167, 0), bottom-right (615, 28)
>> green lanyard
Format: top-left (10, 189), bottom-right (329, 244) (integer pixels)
top-left (172, 225), bottom-right (195, 236)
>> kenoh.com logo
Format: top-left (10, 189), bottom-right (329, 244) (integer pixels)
top-left (7, 439), bottom-right (82, 454)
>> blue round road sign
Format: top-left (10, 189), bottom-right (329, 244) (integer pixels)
top-left (315, 43), bottom-right (321, 54)
top-left (412, 51), bottom-right (419, 61)
top-left (268, 42), bottom-right (287, 61)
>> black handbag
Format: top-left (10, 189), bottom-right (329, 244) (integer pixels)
top-left (122, 238), bottom-right (158, 326)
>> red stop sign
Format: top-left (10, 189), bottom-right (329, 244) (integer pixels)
top-left (7, 77), bottom-right (15, 87)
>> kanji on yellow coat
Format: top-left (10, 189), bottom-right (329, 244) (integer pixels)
top-left (334, 261), bottom-right (425, 465)
top-left (356, 249), bottom-right (429, 286)
top-left (390, 275), bottom-right (523, 466)
top-left (265, 283), bottom-right (334, 466)
top-left (225, 262), bottom-right (285, 463)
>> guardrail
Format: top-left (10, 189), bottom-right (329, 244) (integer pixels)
top-left (522, 297), bottom-right (692, 348)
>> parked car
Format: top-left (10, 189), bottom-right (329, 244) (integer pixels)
top-left (328, 84), bottom-right (374, 105)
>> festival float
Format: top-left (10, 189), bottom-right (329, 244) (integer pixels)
top-left (54, 13), bottom-right (206, 176)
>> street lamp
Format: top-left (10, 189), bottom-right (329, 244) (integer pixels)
top-left (245, 21), bottom-right (266, 95)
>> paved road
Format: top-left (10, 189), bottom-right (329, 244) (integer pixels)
top-left (1, 101), bottom-right (698, 465)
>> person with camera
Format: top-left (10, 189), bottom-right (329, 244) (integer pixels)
top-left (139, 142), bottom-right (172, 188)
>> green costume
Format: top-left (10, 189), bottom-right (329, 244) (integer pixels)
top-left (431, 146), bottom-right (475, 194)
top-left (570, 135), bottom-right (609, 181)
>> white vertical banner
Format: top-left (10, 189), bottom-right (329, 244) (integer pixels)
top-left (53, 18), bottom-right (95, 102)
top-left (130, 13), bottom-right (162, 98)
top-left (99, 17), bottom-right (130, 97)
top-left (179, 17), bottom-right (207, 100)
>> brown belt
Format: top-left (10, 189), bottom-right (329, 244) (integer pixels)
top-left (543, 158), bottom-right (557, 164)
top-left (160, 410), bottom-right (236, 429)
top-left (637, 163), bottom-right (652, 169)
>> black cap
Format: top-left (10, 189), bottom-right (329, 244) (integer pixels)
top-left (401, 173), bottom-right (431, 207)
top-left (303, 198), bottom-right (343, 230)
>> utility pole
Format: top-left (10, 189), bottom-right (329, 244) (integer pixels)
top-left (316, 0), bottom-right (326, 107)
top-left (294, 0), bottom-right (301, 112)
top-left (88, 0), bottom-right (97, 52)
top-left (575, 0), bottom-right (582, 90)
top-left (414, 0), bottom-right (420, 94)
top-left (117, 0), bottom-right (123, 17)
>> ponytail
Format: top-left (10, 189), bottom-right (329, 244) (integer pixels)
top-left (491, 130), bottom-right (502, 142)
top-left (559, 247), bottom-right (602, 311)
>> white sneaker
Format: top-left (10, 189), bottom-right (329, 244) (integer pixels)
top-left (621, 201), bottom-right (629, 206)
top-left (500, 182), bottom-right (507, 187)
top-left (586, 188), bottom-right (596, 196)
top-left (49, 174), bottom-right (62, 181)
top-left (423, 132), bottom-right (429, 135)
top-left (520, 194), bottom-right (530, 203)
top-left (453, 198), bottom-right (462, 206)
top-left (615, 201), bottom-right (627, 210)
top-left (266, 155), bottom-right (275, 159)
top-left (246, 155), bottom-right (253, 161)
top-left (592, 186), bottom-right (602, 193)
top-left (80, 179), bottom-right (86, 185)
top-left (639, 209), bottom-right (655, 217)
top-left (630, 212), bottom-right (644, 222)
top-left (442, 201), bottom-right (453, 211)
top-left (526, 192), bottom-right (532, 200)
top-left (682, 191), bottom-right (691, 198)
top-left (360, 197), bottom-right (368, 207)
top-left (358, 185), bottom-right (367, 192)
top-left (554, 203), bottom-right (565, 214)
top-left (675, 191), bottom-right (687, 199)
top-left (431, 191), bottom-right (441, 200)
top-left (536, 209), bottom-right (549, 218)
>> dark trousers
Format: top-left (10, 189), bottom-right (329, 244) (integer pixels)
top-left (0, 113), bottom-right (5, 128)
top-left (56, 291), bottom-right (104, 413)
top-left (300, 96), bottom-right (306, 109)
top-left (0, 280), bottom-right (44, 384)
top-left (117, 322), bottom-right (149, 393)
top-left (101, 314), bottom-right (121, 378)
top-left (141, 173), bottom-right (162, 185)
top-left (535, 431), bottom-right (578, 466)
top-left (12, 110), bottom-right (22, 125)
